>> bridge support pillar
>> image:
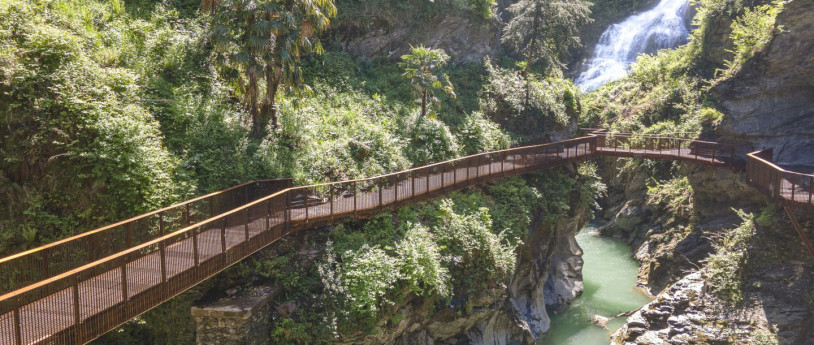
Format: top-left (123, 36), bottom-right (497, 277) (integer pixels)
top-left (191, 286), bottom-right (280, 345)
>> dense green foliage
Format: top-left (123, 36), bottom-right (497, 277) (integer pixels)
top-left (0, 0), bottom-right (182, 252)
top-left (0, 0), bottom-right (603, 343)
top-left (502, 0), bottom-right (593, 75)
top-left (481, 60), bottom-right (579, 139)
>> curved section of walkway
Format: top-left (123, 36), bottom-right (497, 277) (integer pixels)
top-left (0, 131), bottom-right (810, 345)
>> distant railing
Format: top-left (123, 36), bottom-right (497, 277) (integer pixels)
top-left (0, 179), bottom-right (292, 295)
top-left (588, 131), bottom-right (738, 167)
top-left (747, 149), bottom-right (814, 208)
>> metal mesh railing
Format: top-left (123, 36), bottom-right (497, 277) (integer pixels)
top-left (0, 179), bottom-right (292, 296)
top-left (0, 137), bottom-right (597, 345)
top-left (1, 132), bottom-right (802, 345)
top-left (747, 149), bottom-right (814, 208)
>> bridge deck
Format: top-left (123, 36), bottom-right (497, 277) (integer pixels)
top-left (0, 133), bottom-right (810, 345)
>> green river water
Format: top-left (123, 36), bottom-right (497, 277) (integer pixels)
top-left (538, 222), bottom-right (653, 344)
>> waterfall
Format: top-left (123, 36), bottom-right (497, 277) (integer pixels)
top-left (575, 0), bottom-right (691, 91)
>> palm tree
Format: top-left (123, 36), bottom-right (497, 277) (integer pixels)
top-left (399, 45), bottom-right (456, 118)
top-left (210, 0), bottom-right (336, 137)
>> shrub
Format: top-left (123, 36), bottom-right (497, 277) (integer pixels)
top-left (719, 0), bottom-right (783, 78)
top-left (457, 111), bottom-right (512, 155)
top-left (704, 210), bottom-right (756, 304)
top-left (403, 115), bottom-right (461, 165)
top-left (434, 200), bottom-right (516, 299)
top-left (480, 60), bottom-right (577, 139)
top-left (395, 223), bottom-right (450, 296)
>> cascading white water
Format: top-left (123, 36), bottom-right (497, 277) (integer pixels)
top-left (575, 0), bottom-right (691, 90)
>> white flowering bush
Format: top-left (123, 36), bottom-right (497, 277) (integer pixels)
top-left (395, 223), bottom-right (450, 297)
top-left (434, 200), bottom-right (516, 299)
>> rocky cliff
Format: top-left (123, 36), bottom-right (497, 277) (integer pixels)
top-left (333, 174), bottom-right (591, 345)
top-left (329, 3), bottom-right (506, 63)
top-left (712, 0), bottom-right (814, 166)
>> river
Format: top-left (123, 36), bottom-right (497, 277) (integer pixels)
top-left (539, 222), bottom-right (652, 344)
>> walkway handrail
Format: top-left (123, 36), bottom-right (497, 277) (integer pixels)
top-left (0, 179), bottom-right (292, 295)
top-left (0, 132), bottom-right (807, 345)
top-left (747, 149), bottom-right (814, 207)
top-left (0, 137), bottom-right (599, 345)
top-left (585, 130), bottom-right (738, 168)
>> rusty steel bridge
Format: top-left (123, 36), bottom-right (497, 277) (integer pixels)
top-left (1, 130), bottom-right (812, 345)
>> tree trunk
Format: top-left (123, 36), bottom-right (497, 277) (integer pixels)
top-left (247, 64), bottom-right (262, 137)
top-left (201, 0), bottom-right (220, 15)
top-left (421, 89), bottom-right (428, 117)
top-left (262, 65), bottom-right (282, 130)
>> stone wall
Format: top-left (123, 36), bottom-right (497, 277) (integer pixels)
top-left (191, 286), bottom-right (280, 345)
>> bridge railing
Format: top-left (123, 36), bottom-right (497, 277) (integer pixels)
top-left (0, 137), bottom-right (598, 345)
top-left (747, 149), bottom-right (814, 207)
top-left (0, 179), bottom-right (292, 296)
top-left (590, 131), bottom-right (737, 167)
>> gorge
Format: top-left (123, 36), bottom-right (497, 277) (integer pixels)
top-left (0, 0), bottom-right (812, 344)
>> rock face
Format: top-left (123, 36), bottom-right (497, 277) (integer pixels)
top-left (711, 0), bottom-right (814, 166)
top-left (332, 13), bottom-right (503, 63)
top-left (334, 173), bottom-right (591, 345)
top-left (613, 254), bottom-right (814, 345)
top-left (597, 159), bottom-right (766, 294)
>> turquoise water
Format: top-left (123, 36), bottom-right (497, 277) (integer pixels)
top-left (538, 222), bottom-right (653, 344)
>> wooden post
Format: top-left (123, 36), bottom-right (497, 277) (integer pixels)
top-left (791, 174), bottom-right (797, 202)
top-left (159, 212), bottom-right (164, 236)
top-left (453, 163), bottom-right (457, 187)
top-left (160, 241), bottom-right (167, 286)
top-left (330, 185), bottom-right (334, 218)
top-left (466, 158), bottom-right (470, 183)
top-left (353, 182), bottom-right (358, 215)
top-left (426, 168), bottom-right (430, 192)
top-left (395, 176), bottom-right (399, 204)
top-left (379, 179), bottom-right (384, 207)
top-left (809, 176), bottom-right (813, 205)
top-left (192, 228), bottom-right (199, 266)
top-left (121, 260), bottom-right (129, 303)
top-left (185, 204), bottom-right (191, 226)
top-left (221, 218), bottom-right (227, 256)
top-left (411, 172), bottom-right (416, 198)
top-left (209, 197), bottom-right (214, 218)
top-left (266, 199), bottom-right (271, 231)
top-left (441, 166), bottom-right (445, 189)
top-left (244, 208), bottom-right (250, 240)
top-left (13, 301), bottom-right (21, 345)
top-left (73, 276), bottom-right (81, 329)
top-left (285, 191), bottom-right (291, 233)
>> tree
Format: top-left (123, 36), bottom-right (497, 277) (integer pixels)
top-left (501, 0), bottom-right (592, 76)
top-left (399, 45), bottom-right (456, 118)
top-left (210, 0), bottom-right (336, 137)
